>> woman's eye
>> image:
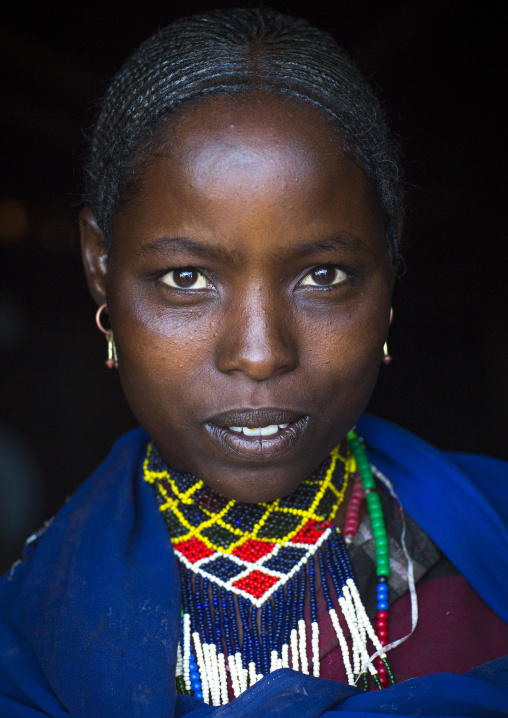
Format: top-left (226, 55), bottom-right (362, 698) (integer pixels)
top-left (161, 268), bottom-right (210, 290)
top-left (301, 266), bottom-right (348, 287)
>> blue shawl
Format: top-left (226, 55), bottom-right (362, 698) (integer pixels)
top-left (1, 415), bottom-right (507, 718)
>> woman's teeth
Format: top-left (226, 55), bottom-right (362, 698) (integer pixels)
top-left (229, 423), bottom-right (289, 436)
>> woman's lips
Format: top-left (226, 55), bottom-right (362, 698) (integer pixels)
top-left (204, 410), bottom-right (309, 460)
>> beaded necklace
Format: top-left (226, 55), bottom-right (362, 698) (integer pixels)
top-left (143, 430), bottom-right (394, 704)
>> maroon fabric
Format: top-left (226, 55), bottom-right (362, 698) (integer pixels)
top-left (317, 576), bottom-right (508, 684)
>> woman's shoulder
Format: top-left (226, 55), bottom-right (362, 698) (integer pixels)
top-left (80, 426), bottom-right (151, 495)
top-left (359, 412), bottom-right (508, 624)
top-left (56, 427), bottom-right (150, 516)
top-left (358, 412), bottom-right (508, 496)
top-left (0, 425), bottom-right (180, 718)
top-left (359, 412), bottom-right (508, 522)
top-left (16, 427), bottom-right (151, 557)
top-left (0, 426), bottom-right (152, 603)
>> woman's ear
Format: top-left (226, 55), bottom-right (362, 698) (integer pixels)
top-left (79, 208), bottom-right (108, 305)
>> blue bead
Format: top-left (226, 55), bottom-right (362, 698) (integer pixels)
top-left (190, 671), bottom-right (200, 682)
top-left (194, 690), bottom-right (204, 701)
top-left (191, 680), bottom-right (202, 691)
top-left (377, 599), bottom-right (389, 610)
top-left (377, 583), bottom-right (388, 594)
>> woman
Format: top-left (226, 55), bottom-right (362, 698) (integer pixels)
top-left (0, 7), bottom-right (507, 717)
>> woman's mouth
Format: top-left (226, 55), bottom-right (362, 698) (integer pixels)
top-left (204, 410), bottom-right (309, 460)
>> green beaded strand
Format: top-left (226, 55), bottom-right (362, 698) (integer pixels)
top-left (381, 657), bottom-right (396, 686)
top-left (176, 608), bottom-right (193, 696)
top-left (361, 672), bottom-right (369, 692)
top-left (347, 430), bottom-right (390, 579)
top-left (347, 429), bottom-right (394, 689)
top-left (176, 675), bottom-right (190, 695)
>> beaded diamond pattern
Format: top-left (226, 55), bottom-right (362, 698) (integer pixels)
top-left (144, 443), bottom-right (353, 607)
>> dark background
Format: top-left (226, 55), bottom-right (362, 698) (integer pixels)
top-left (1, 0), bottom-right (506, 572)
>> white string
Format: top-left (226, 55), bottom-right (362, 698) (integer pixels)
top-left (357, 463), bottom-right (419, 678)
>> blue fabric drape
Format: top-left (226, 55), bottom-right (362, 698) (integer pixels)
top-left (0, 416), bottom-right (507, 717)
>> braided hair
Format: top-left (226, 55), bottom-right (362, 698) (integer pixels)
top-left (83, 7), bottom-right (404, 261)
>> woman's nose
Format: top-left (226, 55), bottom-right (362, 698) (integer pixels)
top-left (216, 290), bottom-right (298, 380)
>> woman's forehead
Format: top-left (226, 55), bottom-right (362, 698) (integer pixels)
top-left (154, 93), bottom-right (342, 180)
top-left (135, 94), bottom-right (374, 211)
top-left (115, 103), bottom-right (384, 264)
top-left (111, 93), bottom-right (385, 259)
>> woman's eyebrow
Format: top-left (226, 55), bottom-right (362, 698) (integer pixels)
top-left (135, 232), bottom-right (375, 263)
top-left (292, 232), bottom-right (376, 258)
top-left (135, 235), bottom-right (241, 263)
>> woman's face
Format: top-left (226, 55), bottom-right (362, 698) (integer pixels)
top-left (81, 93), bottom-right (395, 502)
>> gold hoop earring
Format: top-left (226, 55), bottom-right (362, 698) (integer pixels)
top-left (95, 304), bottom-right (118, 369)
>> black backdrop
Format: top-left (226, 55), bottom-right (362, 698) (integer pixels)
top-left (1, 0), bottom-right (506, 571)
